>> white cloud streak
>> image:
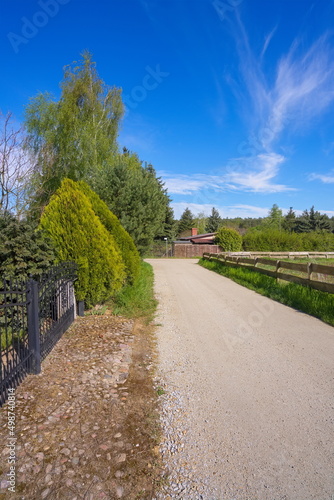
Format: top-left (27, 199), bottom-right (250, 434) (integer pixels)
top-left (223, 17), bottom-right (334, 192)
top-left (160, 152), bottom-right (294, 196)
top-left (309, 171), bottom-right (334, 184)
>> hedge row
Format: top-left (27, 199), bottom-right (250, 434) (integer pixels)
top-left (242, 229), bottom-right (334, 252)
top-left (39, 179), bottom-right (140, 307)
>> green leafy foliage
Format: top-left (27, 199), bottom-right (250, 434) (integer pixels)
top-left (193, 212), bottom-right (208, 235)
top-left (0, 211), bottom-right (55, 280)
top-left (77, 181), bottom-right (141, 284)
top-left (25, 51), bottom-right (123, 214)
top-left (215, 227), bottom-right (242, 251)
top-left (39, 179), bottom-right (126, 307)
top-left (243, 229), bottom-right (334, 251)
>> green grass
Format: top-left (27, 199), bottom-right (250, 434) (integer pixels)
top-left (109, 261), bottom-right (157, 320)
top-left (199, 258), bottom-right (334, 326)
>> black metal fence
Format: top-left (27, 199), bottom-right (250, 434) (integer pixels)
top-left (0, 263), bottom-right (77, 406)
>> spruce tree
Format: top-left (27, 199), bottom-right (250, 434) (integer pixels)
top-left (206, 207), bottom-right (221, 233)
top-left (0, 211), bottom-right (55, 280)
top-left (177, 208), bottom-right (195, 236)
top-left (282, 207), bottom-right (296, 232)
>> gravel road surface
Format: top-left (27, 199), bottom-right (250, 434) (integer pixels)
top-left (148, 258), bottom-right (334, 500)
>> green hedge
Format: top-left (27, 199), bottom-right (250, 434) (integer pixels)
top-left (39, 179), bottom-right (125, 307)
top-left (77, 181), bottom-right (141, 284)
top-left (215, 227), bottom-right (242, 251)
top-left (243, 229), bottom-right (334, 252)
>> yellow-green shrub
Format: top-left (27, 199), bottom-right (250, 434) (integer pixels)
top-left (77, 181), bottom-right (140, 283)
top-left (215, 227), bottom-right (242, 251)
top-left (39, 179), bottom-right (125, 307)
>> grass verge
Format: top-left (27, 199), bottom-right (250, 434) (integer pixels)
top-left (109, 261), bottom-right (157, 320)
top-left (199, 258), bottom-right (334, 326)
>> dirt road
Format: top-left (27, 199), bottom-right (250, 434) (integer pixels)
top-left (148, 258), bottom-right (334, 500)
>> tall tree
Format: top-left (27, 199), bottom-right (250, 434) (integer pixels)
top-left (309, 206), bottom-right (331, 232)
top-left (194, 211), bottom-right (208, 235)
top-left (24, 51), bottom-right (123, 214)
top-left (206, 207), bottom-right (221, 233)
top-left (264, 203), bottom-right (283, 230)
top-left (162, 206), bottom-right (177, 241)
top-left (282, 207), bottom-right (297, 232)
top-left (91, 153), bottom-right (170, 255)
top-left (177, 208), bottom-right (195, 235)
top-left (295, 206), bottom-right (331, 233)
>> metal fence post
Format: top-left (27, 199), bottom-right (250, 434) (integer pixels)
top-left (27, 279), bottom-right (41, 374)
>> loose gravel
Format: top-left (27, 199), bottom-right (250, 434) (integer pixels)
top-left (148, 258), bottom-right (334, 500)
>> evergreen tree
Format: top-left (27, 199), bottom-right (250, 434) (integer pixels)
top-left (91, 154), bottom-right (169, 255)
top-left (309, 206), bottom-right (331, 232)
top-left (282, 207), bottom-right (297, 232)
top-left (162, 206), bottom-right (177, 241)
top-left (0, 211), bottom-right (55, 280)
top-left (263, 204), bottom-right (283, 230)
top-left (295, 209), bottom-right (311, 233)
top-left (177, 208), bottom-right (195, 236)
top-left (295, 206), bottom-right (331, 233)
top-left (39, 179), bottom-right (126, 307)
top-left (206, 207), bottom-right (221, 233)
top-left (77, 181), bottom-right (141, 284)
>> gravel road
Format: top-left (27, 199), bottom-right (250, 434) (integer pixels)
top-left (147, 258), bottom-right (334, 500)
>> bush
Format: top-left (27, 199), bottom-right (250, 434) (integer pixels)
top-left (77, 181), bottom-right (141, 284)
top-left (39, 179), bottom-right (126, 307)
top-left (0, 211), bottom-right (55, 280)
top-left (243, 229), bottom-right (334, 252)
top-left (215, 227), bottom-right (242, 251)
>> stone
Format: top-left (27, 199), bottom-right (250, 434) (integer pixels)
top-left (116, 453), bottom-right (126, 463)
top-left (116, 485), bottom-right (124, 498)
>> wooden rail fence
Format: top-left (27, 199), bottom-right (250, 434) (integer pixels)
top-left (203, 253), bottom-right (334, 294)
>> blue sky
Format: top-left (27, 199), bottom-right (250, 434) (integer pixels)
top-left (2, 0), bottom-right (334, 219)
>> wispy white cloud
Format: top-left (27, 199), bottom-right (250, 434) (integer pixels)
top-left (260, 26), bottom-right (278, 60)
top-left (309, 171), bottom-right (334, 183)
top-left (159, 171), bottom-right (224, 195)
top-left (224, 153), bottom-right (294, 193)
top-left (268, 35), bottom-right (334, 146)
top-left (223, 18), bottom-right (334, 192)
top-left (171, 202), bottom-right (270, 220)
top-left (160, 152), bottom-right (294, 196)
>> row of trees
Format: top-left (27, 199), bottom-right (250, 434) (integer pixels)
top-left (0, 51), bottom-right (171, 306)
top-left (177, 204), bottom-right (334, 236)
top-left (1, 52), bottom-right (172, 256)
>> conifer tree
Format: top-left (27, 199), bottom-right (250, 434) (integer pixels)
top-left (77, 181), bottom-right (140, 284)
top-left (39, 179), bottom-right (125, 307)
top-left (177, 208), bottom-right (195, 236)
top-left (0, 211), bottom-right (55, 280)
top-left (206, 207), bottom-right (221, 233)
